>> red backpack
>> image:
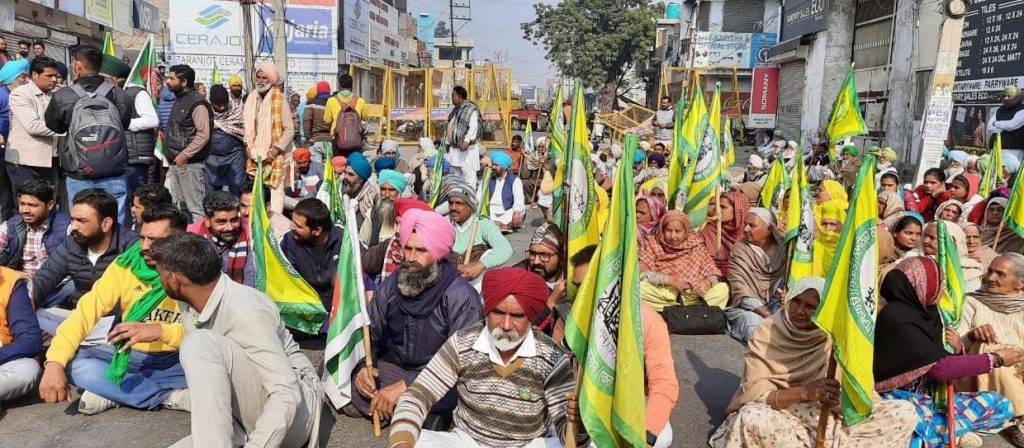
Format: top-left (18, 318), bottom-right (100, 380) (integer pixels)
top-left (334, 95), bottom-right (364, 151)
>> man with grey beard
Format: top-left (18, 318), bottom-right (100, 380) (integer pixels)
top-left (359, 168), bottom-right (404, 246)
top-left (341, 151), bottom-right (378, 237)
top-left (347, 208), bottom-right (480, 426)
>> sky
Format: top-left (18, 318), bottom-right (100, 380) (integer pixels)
top-left (405, 0), bottom-right (557, 87)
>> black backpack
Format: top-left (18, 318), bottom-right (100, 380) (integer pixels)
top-left (61, 82), bottom-right (128, 178)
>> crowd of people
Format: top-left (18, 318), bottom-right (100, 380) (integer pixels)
top-left (3, 39), bottom-right (1024, 448)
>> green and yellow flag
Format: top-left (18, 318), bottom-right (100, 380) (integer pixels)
top-left (102, 31), bottom-right (116, 57)
top-left (316, 145), bottom-right (343, 222)
top-left (981, 133), bottom-right (1004, 198)
top-left (1003, 155), bottom-right (1024, 239)
top-left (550, 86), bottom-right (569, 217)
top-left (680, 83), bottom-right (722, 228)
top-left (565, 135), bottom-right (646, 448)
top-left (936, 220), bottom-right (966, 352)
top-left (760, 156), bottom-right (790, 212)
top-left (251, 160), bottom-right (328, 334)
top-left (826, 64), bottom-right (868, 153)
top-left (475, 167), bottom-right (493, 219)
top-left (426, 133), bottom-right (448, 208)
top-left (559, 82), bottom-right (601, 292)
top-left (211, 60), bottom-right (222, 85)
top-left (812, 154), bottom-right (879, 425)
top-left (723, 117), bottom-right (736, 168)
top-left (786, 137), bottom-right (815, 287)
top-left (668, 85), bottom-right (707, 209)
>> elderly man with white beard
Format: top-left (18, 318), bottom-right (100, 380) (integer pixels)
top-left (387, 267), bottom-right (587, 448)
top-left (359, 169), bottom-right (405, 247)
top-left (242, 62), bottom-right (294, 214)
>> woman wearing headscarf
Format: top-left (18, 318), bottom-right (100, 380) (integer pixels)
top-left (949, 173), bottom-right (985, 219)
top-left (725, 208), bottom-right (787, 344)
top-left (711, 278), bottom-right (918, 447)
top-left (979, 196), bottom-right (1024, 252)
top-left (639, 178), bottom-right (668, 206)
top-left (700, 189), bottom-right (750, 277)
top-left (878, 226), bottom-right (898, 280)
top-left (813, 201), bottom-right (846, 277)
top-left (875, 257), bottom-right (1020, 448)
top-left (957, 253), bottom-right (1024, 445)
top-left (639, 211), bottom-right (729, 311)
top-left (815, 180), bottom-right (848, 206)
top-left (878, 190), bottom-right (906, 222)
top-left (890, 213), bottom-right (925, 264)
top-left (922, 221), bottom-right (984, 292)
top-left (961, 222), bottom-right (998, 273)
top-left (636, 195), bottom-right (666, 238)
top-left (913, 168), bottom-right (952, 223)
top-left (935, 199), bottom-right (966, 223)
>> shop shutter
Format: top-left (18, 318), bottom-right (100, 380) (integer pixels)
top-left (776, 61), bottom-right (805, 137)
top-left (722, 0), bottom-right (766, 33)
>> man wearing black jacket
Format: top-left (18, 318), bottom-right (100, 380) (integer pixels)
top-left (280, 198), bottom-right (342, 313)
top-left (163, 64), bottom-right (211, 221)
top-left (44, 46), bottom-right (134, 222)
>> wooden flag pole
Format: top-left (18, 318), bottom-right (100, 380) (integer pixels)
top-left (716, 188), bottom-right (723, 251)
top-left (463, 218), bottom-right (481, 264)
top-left (994, 219), bottom-right (1006, 252)
top-left (814, 355), bottom-right (838, 448)
top-left (947, 382), bottom-right (957, 448)
top-left (361, 325), bottom-right (382, 437)
top-left (565, 359), bottom-right (584, 448)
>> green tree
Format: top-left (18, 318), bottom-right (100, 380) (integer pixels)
top-left (435, 20), bottom-right (451, 39)
top-left (522, 0), bottom-right (657, 109)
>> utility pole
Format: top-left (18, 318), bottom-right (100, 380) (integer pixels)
top-left (241, 0), bottom-right (255, 90)
top-left (272, 0), bottom-right (288, 83)
top-left (449, 0), bottom-right (471, 68)
top-left (682, 0), bottom-right (701, 93)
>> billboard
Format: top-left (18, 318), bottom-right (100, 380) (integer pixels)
top-left (749, 66), bottom-right (780, 128)
top-left (342, 0), bottom-right (369, 58)
top-left (780, 0), bottom-right (828, 41)
top-left (368, 0), bottom-right (400, 67)
top-left (953, 2), bottom-right (1024, 105)
top-left (691, 32), bottom-right (777, 69)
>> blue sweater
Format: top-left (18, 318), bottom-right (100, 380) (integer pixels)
top-left (0, 280), bottom-right (42, 366)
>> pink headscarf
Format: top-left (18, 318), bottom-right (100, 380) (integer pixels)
top-left (257, 62), bottom-right (281, 85)
top-left (399, 209), bottom-right (455, 261)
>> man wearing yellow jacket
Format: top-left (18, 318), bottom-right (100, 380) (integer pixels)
top-left (38, 206), bottom-right (191, 415)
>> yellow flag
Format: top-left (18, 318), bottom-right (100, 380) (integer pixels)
top-left (680, 83), bottom-right (722, 228)
top-left (826, 64), bottom-right (868, 145)
top-left (102, 32), bottom-right (116, 57)
top-left (562, 82), bottom-right (601, 294)
top-left (668, 85), bottom-right (707, 209)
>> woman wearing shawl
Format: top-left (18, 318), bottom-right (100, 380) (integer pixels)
top-left (890, 213), bottom-right (925, 263)
top-left (711, 278), bottom-right (918, 447)
top-left (935, 199), bottom-right (966, 223)
top-left (922, 221), bottom-right (984, 292)
top-left (875, 257), bottom-right (1020, 448)
top-left (881, 171), bottom-right (920, 213)
top-left (949, 174), bottom-right (985, 219)
top-left (878, 190), bottom-right (906, 222)
top-left (961, 222), bottom-right (998, 273)
top-left (979, 197), bottom-right (1024, 253)
top-left (878, 226), bottom-right (898, 280)
top-left (725, 208), bottom-right (787, 344)
top-left (636, 195), bottom-right (666, 238)
top-left (646, 152), bottom-right (668, 179)
top-left (639, 211), bottom-right (729, 312)
top-left (813, 201), bottom-right (846, 277)
top-left (639, 178), bottom-right (668, 206)
top-left (700, 189), bottom-right (750, 277)
top-left (815, 180), bottom-right (848, 205)
top-left (914, 168), bottom-right (953, 223)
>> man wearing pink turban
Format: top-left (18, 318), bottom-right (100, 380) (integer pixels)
top-left (348, 208), bottom-right (481, 422)
top-left (242, 61), bottom-right (294, 214)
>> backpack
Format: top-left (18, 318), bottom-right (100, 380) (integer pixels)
top-left (62, 83), bottom-right (128, 178)
top-left (333, 95), bottom-right (364, 152)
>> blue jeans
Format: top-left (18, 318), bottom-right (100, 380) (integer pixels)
top-left (66, 175), bottom-right (127, 224)
top-left (123, 164), bottom-right (149, 227)
top-left (726, 295), bottom-right (782, 345)
top-left (66, 344), bottom-right (186, 409)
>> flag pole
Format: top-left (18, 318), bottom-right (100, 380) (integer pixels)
top-left (716, 187), bottom-right (722, 251)
top-left (947, 382), bottom-right (956, 448)
top-left (463, 218), bottom-right (480, 264)
top-left (361, 325), bottom-right (382, 437)
top-left (814, 354), bottom-right (838, 448)
top-left (994, 219), bottom-right (1006, 251)
top-left (565, 358), bottom-right (583, 448)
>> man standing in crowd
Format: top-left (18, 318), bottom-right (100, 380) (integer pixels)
top-left (446, 86), bottom-right (481, 189)
top-left (488, 151), bottom-right (525, 232)
top-left (6, 57), bottom-right (58, 190)
top-left (989, 85), bottom-right (1024, 162)
top-left (0, 58), bottom-right (30, 220)
top-left (349, 209), bottom-right (480, 422)
top-left (195, 82), bottom-right (206, 99)
top-left (324, 74), bottom-right (366, 157)
top-left (37, 205), bottom-right (189, 415)
top-left (343, 152), bottom-right (379, 236)
top-left (15, 41), bottom-right (29, 60)
top-left (129, 183), bottom-right (172, 232)
top-left (0, 37), bottom-right (10, 67)
top-left (388, 267), bottom-right (583, 448)
top-left (507, 134), bottom-right (525, 176)
top-left (207, 84), bottom-right (247, 196)
top-left (243, 62), bottom-right (294, 214)
top-left (151, 233), bottom-right (322, 448)
top-left (359, 168), bottom-right (404, 247)
top-left (187, 191), bottom-right (254, 287)
top-left (33, 189), bottom-right (138, 311)
top-left (303, 81), bottom-right (332, 164)
top-left (0, 180), bottom-right (70, 277)
top-left (289, 92), bottom-right (302, 147)
top-left (44, 46), bottom-right (134, 222)
top-left (31, 42), bottom-right (44, 59)
top-left (281, 198), bottom-right (343, 312)
top-left (102, 55), bottom-right (159, 218)
top-left (0, 264), bottom-right (41, 406)
top-left (163, 64), bottom-right (211, 222)
top-left (228, 75), bottom-right (245, 108)
top-left (653, 96), bottom-right (674, 150)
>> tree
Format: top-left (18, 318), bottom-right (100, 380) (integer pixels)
top-left (435, 20), bottom-right (451, 38)
top-left (522, 0), bottom-right (657, 109)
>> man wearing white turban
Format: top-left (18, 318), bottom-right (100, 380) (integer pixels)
top-left (243, 62), bottom-right (294, 213)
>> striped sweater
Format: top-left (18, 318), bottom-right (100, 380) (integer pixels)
top-left (388, 322), bottom-right (577, 448)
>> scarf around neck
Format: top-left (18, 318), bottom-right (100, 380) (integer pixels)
top-left (106, 241), bottom-right (168, 384)
top-left (970, 289), bottom-right (1024, 314)
top-left (243, 86), bottom-right (285, 159)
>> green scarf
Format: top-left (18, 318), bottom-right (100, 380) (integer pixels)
top-left (105, 241), bottom-right (168, 384)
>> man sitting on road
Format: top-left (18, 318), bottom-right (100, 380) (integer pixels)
top-left (153, 233), bottom-right (322, 448)
top-left (513, 223), bottom-right (567, 338)
top-left (361, 198), bottom-right (433, 284)
top-left (0, 265), bottom-right (42, 406)
top-left (487, 151), bottom-right (526, 232)
top-left (359, 169), bottom-right (405, 248)
top-left (284, 147), bottom-right (324, 210)
top-left (387, 267), bottom-right (586, 448)
top-left (0, 180), bottom-right (70, 277)
top-left (38, 206), bottom-right (190, 415)
top-left (128, 182), bottom-right (172, 232)
top-left (442, 178), bottom-right (512, 289)
top-left (343, 152), bottom-right (379, 238)
top-left (348, 208), bottom-right (481, 424)
top-left (187, 191), bottom-right (254, 287)
top-left (280, 198), bottom-right (342, 313)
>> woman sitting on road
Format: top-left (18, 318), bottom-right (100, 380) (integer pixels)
top-left (725, 208), bottom-right (787, 344)
top-left (638, 210), bottom-right (729, 312)
top-left (700, 189), bottom-right (751, 278)
top-left (961, 222), bottom-right (998, 273)
top-left (875, 256), bottom-right (1020, 448)
top-left (636, 195), bottom-right (666, 238)
top-left (889, 213), bottom-right (924, 264)
top-left (921, 221), bottom-right (984, 293)
top-left (711, 277), bottom-right (919, 447)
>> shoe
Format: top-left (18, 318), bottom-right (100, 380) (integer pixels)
top-left (340, 403), bottom-right (362, 418)
top-left (1006, 424), bottom-right (1024, 447)
top-left (161, 389), bottom-right (190, 412)
top-left (958, 432), bottom-right (983, 448)
top-left (78, 391), bottom-right (118, 415)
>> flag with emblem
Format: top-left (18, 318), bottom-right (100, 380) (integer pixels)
top-left (680, 83), bottom-right (722, 228)
top-left (760, 156), bottom-right (790, 214)
top-left (936, 220), bottom-right (966, 352)
top-left (1005, 152), bottom-right (1024, 240)
top-left (557, 82), bottom-right (601, 295)
top-left (981, 133), bottom-right (1004, 198)
top-left (524, 118), bottom-right (535, 153)
top-left (668, 84), bottom-right (706, 208)
top-left (826, 64), bottom-right (868, 159)
top-left (251, 160), bottom-right (328, 334)
top-left (550, 86), bottom-right (568, 217)
top-left (323, 196), bottom-right (372, 409)
top-left (812, 154), bottom-right (879, 425)
top-left (786, 136), bottom-right (815, 287)
top-left (565, 133), bottom-right (646, 448)
top-left (316, 144), bottom-right (343, 222)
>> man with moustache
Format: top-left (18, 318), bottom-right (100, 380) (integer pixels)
top-left (342, 152), bottom-right (379, 239)
top-left (358, 169), bottom-right (404, 247)
top-left (347, 208), bottom-right (480, 424)
top-left (442, 178), bottom-right (512, 289)
top-left (243, 62), bottom-right (294, 214)
top-left (37, 205), bottom-right (190, 415)
top-left (0, 180), bottom-right (70, 277)
top-left (513, 223), bottom-right (567, 337)
top-left (187, 191), bottom-right (254, 287)
top-left (280, 198), bottom-right (343, 313)
top-left (163, 64), bottom-right (211, 221)
top-left (228, 75), bottom-right (246, 108)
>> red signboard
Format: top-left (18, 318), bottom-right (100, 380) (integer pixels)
top-left (749, 66), bottom-right (780, 129)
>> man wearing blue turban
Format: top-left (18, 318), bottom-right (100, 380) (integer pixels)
top-left (0, 58), bottom-right (30, 219)
top-left (487, 150), bottom-right (525, 232)
top-left (358, 169), bottom-right (407, 246)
